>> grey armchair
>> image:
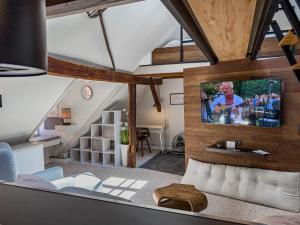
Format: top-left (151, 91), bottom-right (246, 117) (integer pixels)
top-left (0, 142), bottom-right (103, 192)
top-left (0, 142), bottom-right (64, 184)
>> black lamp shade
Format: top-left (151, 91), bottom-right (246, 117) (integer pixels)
top-left (0, 0), bottom-right (47, 77)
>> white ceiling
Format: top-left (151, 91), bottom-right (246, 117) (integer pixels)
top-left (47, 0), bottom-right (178, 72)
top-left (47, 0), bottom-right (300, 70)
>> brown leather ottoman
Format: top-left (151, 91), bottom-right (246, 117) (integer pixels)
top-left (153, 183), bottom-right (208, 212)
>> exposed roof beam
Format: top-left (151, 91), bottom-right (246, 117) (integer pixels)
top-left (184, 0), bottom-right (258, 61)
top-left (98, 10), bottom-right (116, 71)
top-left (249, 0), bottom-right (279, 60)
top-left (48, 56), bottom-right (162, 85)
top-left (46, 0), bottom-right (144, 18)
top-left (161, 0), bottom-right (218, 65)
top-left (150, 84), bottom-right (162, 112)
top-left (138, 72), bottom-right (184, 79)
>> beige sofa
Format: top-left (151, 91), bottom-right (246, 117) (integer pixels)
top-left (181, 159), bottom-right (300, 212)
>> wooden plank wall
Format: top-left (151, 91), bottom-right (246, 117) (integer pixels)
top-left (152, 38), bottom-right (300, 65)
top-left (152, 45), bottom-right (206, 64)
top-left (184, 57), bottom-right (300, 172)
top-left (185, 0), bottom-right (257, 61)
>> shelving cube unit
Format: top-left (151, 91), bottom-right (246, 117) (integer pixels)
top-left (70, 110), bottom-right (121, 167)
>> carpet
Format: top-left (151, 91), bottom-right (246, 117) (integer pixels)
top-left (141, 152), bottom-right (185, 175)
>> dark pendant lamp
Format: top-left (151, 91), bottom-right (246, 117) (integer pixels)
top-left (0, 0), bottom-right (47, 77)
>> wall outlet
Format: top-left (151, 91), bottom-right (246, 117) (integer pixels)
top-left (226, 141), bottom-right (236, 149)
top-left (236, 140), bottom-right (241, 146)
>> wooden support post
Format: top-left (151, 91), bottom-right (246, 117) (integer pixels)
top-left (249, 0), bottom-right (279, 60)
top-left (128, 84), bottom-right (137, 168)
top-left (150, 84), bottom-right (162, 112)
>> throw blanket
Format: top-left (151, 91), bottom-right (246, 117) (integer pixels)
top-left (254, 215), bottom-right (300, 225)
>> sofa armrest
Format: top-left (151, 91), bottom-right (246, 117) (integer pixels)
top-left (34, 167), bottom-right (64, 182)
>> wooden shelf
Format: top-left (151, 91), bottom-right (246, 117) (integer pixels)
top-left (207, 144), bottom-right (270, 158)
top-left (103, 149), bottom-right (115, 154)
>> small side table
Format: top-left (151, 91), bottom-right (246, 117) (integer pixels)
top-left (153, 183), bottom-right (208, 212)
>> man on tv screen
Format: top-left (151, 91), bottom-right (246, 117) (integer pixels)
top-left (210, 82), bottom-right (243, 124)
top-left (200, 79), bottom-right (281, 127)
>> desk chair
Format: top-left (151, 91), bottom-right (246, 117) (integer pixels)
top-left (136, 128), bottom-right (151, 157)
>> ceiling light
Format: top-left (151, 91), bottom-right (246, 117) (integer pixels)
top-left (0, 0), bottom-right (47, 77)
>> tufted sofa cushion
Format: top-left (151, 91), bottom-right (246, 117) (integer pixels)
top-left (181, 159), bottom-right (300, 212)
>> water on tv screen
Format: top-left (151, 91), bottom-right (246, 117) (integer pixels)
top-left (200, 79), bottom-right (282, 127)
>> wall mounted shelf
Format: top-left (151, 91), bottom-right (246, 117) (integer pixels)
top-left (207, 144), bottom-right (270, 158)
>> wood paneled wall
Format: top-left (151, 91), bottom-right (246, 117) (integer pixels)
top-left (184, 57), bottom-right (300, 172)
top-left (152, 38), bottom-right (300, 65)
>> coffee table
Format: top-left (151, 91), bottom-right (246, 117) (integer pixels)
top-left (153, 183), bottom-right (207, 212)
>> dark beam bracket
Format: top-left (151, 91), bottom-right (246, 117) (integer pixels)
top-left (150, 83), bottom-right (162, 112)
top-left (280, 0), bottom-right (300, 37)
top-left (98, 9), bottom-right (116, 71)
top-left (161, 0), bottom-right (218, 65)
top-left (180, 26), bottom-right (184, 63)
top-left (249, 0), bottom-right (279, 60)
top-left (271, 20), bottom-right (300, 81)
top-left (296, 0), bottom-right (300, 9)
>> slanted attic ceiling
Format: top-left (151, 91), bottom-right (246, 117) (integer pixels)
top-left (47, 0), bottom-right (300, 70)
top-left (47, 0), bottom-right (179, 72)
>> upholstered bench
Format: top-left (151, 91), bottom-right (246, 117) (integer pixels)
top-left (181, 159), bottom-right (300, 212)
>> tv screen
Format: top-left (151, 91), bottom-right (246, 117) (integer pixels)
top-left (200, 78), bottom-right (282, 127)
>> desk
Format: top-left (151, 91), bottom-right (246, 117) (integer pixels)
top-left (137, 124), bottom-right (165, 153)
top-left (31, 135), bottom-right (62, 148)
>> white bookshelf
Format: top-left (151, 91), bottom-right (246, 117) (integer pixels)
top-left (70, 110), bottom-right (121, 167)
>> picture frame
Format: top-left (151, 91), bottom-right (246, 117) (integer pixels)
top-left (170, 93), bottom-right (184, 105)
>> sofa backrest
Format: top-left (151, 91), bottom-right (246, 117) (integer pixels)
top-left (181, 159), bottom-right (300, 212)
top-left (0, 142), bottom-right (18, 182)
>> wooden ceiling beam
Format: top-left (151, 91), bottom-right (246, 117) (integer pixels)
top-left (161, 0), bottom-right (218, 65)
top-left (249, 0), bottom-right (279, 60)
top-left (98, 10), bottom-right (116, 71)
top-left (184, 0), bottom-right (258, 61)
top-left (48, 56), bottom-right (162, 85)
top-left (137, 72), bottom-right (184, 80)
top-left (46, 0), bottom-right (143, 18)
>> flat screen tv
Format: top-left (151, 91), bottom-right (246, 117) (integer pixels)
top-left (200, 78), bottom-right (282, 127)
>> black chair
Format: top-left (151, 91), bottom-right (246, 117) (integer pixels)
top-left (136, 128), bottom-right (151, 157)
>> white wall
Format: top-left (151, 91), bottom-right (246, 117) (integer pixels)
top-left (134, 62), bottom-right (210, 149)
top-left (136, 79), bottom-right (184, 149)
top-left (0, 76), bottom-right (72, 143)
top-left (52, 80), bottom-right (122, 151)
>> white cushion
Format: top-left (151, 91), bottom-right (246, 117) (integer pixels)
top-left (181, 159), bottom-right (300, 212)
